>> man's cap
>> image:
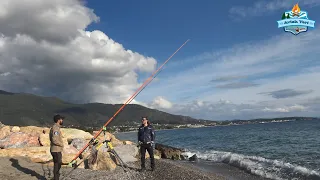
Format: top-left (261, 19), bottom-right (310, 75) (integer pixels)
top-left (53, 114), bottom-right (65, 122)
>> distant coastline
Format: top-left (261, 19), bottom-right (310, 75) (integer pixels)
top-left (100, 117), bottom-right (319, 133)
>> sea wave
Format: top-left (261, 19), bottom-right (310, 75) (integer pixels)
top-left (182, 150), bottom-right (320, 180)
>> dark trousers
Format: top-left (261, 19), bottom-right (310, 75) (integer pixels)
top-left (140, 143), bottom-right (155, 169)
top-left (51, 152), bottom-right (62, 180)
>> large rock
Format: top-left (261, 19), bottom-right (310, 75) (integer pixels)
top-left (11, 126), bottom-right (20, 132)
top-left (135, 147), bottom-right (162, 160)
top-left (20, 126), bottom-right (50, 136)
top-left (61, 145), bottom-right (81, 164)
top-left (189, 154), bottom-right (198, 162)
top-left (61, 128), bottom-right (93, 141)
top-left (113, 144), bottom-right (139, 163)
top-left (0, 126), bottom-right (11, 139)
top-left (87, 147), bottom-right (117, 171)
top-left (155, 143), bottom-right (184, 160)
top-left (39, 134), bottom-right (50, 146)
top-left (0, 147), bottom-right (52, 163)
top-left (0, 145), bottom-right (82, 164)
top-left (0, 132), bottom-right (40, 149)
top-left (70, 138), bottom-right (89, 153)
top-left (154, 149), bottom-right (161, 157)
top-left (93, 131), bottom-right (122, 147)
top-left (0, 121), bottom-right (4, 128)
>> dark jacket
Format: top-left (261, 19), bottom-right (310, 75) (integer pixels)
top-left (138, 124), bottom-right (155, 144)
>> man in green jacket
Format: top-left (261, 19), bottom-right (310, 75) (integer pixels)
top-left (49, 114), bottom-right (65, 180)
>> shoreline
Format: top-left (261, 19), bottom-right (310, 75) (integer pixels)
top-left (179, 159), bottom-right (271, 180)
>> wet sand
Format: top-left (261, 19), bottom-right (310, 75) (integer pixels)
top-left (179, 159), bottom-right (271, 180)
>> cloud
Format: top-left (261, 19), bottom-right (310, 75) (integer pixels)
top-left (211, 75), bottom-right (246, 82)
top-left (215, 82), bottom-right (259, 89)
top-left (0, 0), bottom-right (319, 121)
top-left (139, 23), bottom-right (320, 120)
top-left (0, 0), bottom-right (157, 104)
top-left (260, 89), bottom-right (313, 99)
top-left (229, 0), bottom-right (320, 19)
top-left (161, 100), bottom-right (310, 121)
top-left (150, 96), bottom-right (173, 109)
top-left (262, 104), bottom-right (306, 113)
top-left (0, 0), bottom-right (99, 44)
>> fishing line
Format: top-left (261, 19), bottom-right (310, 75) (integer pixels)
top-left (68, 39), bottom-right (190, 170)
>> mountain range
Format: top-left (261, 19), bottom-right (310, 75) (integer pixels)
top-left (0, 90), bottom-right (211, 127)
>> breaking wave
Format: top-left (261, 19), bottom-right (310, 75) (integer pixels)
top-left (182, 150), bottom-right (320, 180)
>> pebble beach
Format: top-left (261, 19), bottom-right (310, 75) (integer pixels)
top-left (0, 157), bottom-right (225, 180)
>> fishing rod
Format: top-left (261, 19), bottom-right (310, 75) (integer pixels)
top-left (68, 39), bottom-right (190, 166)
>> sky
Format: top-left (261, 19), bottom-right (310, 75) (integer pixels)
top-left (0, 0), bottom-right (319, 121)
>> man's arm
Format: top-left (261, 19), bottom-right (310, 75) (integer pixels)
top-left (150, 126), bottom-right (155, 142)
top-left (137, 127), bottom-right (142, 144)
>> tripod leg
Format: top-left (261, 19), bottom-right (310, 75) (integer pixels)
top-left (112, 149), bottom-right (128, 168)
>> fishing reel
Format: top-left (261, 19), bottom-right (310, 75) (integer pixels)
top-left (68, 160), bottom-right (77, 168)
top-left (92, 139), bottom-right (99, 146)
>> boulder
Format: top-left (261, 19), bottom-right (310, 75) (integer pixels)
top-left (11, 126), bottom-right (20, 132)
top-left (70, 138), bottom-right (89, 152)
top-left (0, 121), bottom-right (4, 128)
top-left (61, 145), bottom-right (81, 164)
top-left (39, 134), bottom-right (50, 146)
top-left (135, 148), bottom-right (161, 160)
top-left (87, 147), bottom-right (117, 171)
top-left (0, 145), bottom-right (81, 165)
top-left (154, 149), bottom-right (161, 157)
top-left (0, 126), bottom-right (11, 139)
top-left (19, 126), bottom-right (50, 136)
top-left (189, 154), bottom-right (198, 162)
top-left (61, 128), bottom-right (93, 141)
top-left (0, 147), bottom-right (52, 163)
top-left (155, 143), bottom-right (184, 160)
top-left (113, 144), bottom-right (139, 163)
top-left (93, 131), bottom-right (122, 147)
top-left (0, 132), bottom-right (40, 149)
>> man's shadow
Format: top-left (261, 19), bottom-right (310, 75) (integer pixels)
top-left (9, 158), bottom-right (46, 180)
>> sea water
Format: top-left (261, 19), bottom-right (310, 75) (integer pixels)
top-left (115, 119), bottom-right (320, 180)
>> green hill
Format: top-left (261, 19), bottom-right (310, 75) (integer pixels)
top-left (0, 90), bottom-right (210, 127)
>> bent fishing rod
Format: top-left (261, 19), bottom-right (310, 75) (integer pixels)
top-left (68, 39), bottom-right (190, 165)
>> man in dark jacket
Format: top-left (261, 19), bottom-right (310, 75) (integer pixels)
top-left (138, 116), bottom-right (155, 171)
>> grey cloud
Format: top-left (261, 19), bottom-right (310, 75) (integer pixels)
top-left (215, 82), bottom-right (259, 89)
top-left (260, 89), bottom-right (313, 99)
top-left (211, 75), bottom-right (246, 82)
top-left (301, 97), bottom-right (320, 111)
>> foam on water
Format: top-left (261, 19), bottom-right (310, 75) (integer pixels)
top-left (182, 150), bottom-right (320, 180)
